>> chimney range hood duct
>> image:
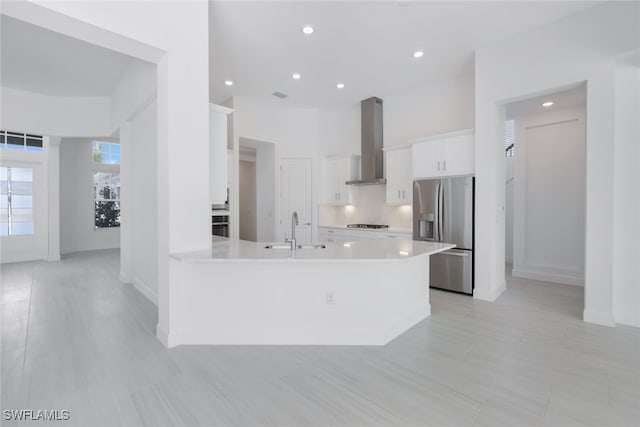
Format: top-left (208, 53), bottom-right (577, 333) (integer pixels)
top-left (346, 97), bottom-right (387, 185)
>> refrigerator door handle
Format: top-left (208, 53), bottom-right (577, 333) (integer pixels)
top-left (434, 183), bottom-right (440, 241)
top-left (438, 181), bottom-right (444, 242)
top-left (439, 250), bottom-right (469, 257)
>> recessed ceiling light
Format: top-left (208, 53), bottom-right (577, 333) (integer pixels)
top-left (413, 50), bottom-right (424, 58)
top-left (302, 26), bottom-right (314, 35)
top-left (224, 80), bottom-right (234, 86)
top-left (292, 73), bottom-right (301, 80)
top-left (542, 101), bottom-right (554, 107)
top-left (336, 83), bottom-right (345, 89)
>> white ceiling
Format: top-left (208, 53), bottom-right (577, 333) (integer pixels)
top-left (506, 84), bottom-right (587, 119)
top-left (1, 15), bottom-right (134, 97)
top-left (209, 1), bottom-right (600, 108)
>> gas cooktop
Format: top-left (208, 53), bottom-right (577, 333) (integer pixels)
top-left (346, 224), bottom-right (389, 229)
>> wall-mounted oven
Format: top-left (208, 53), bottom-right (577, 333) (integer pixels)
top-left (212, 214), bottom-right (229, 237)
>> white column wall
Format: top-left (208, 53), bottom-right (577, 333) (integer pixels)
top-left (2, 0), bottom-right (211, 347)
top-left (613, 63), bottom-right (640, 327)
top-left (119, 122), bottom-right (134, 283)
top-left (474, 1), bottom-right (639, 327)
top-left (47, 136), bottom-right (61, 261)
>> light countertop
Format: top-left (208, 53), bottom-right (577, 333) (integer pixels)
top-left (171, 237), bottom-right (454, 263)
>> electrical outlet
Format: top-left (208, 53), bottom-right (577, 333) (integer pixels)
top-left (325, 292), bottom-right (335, 305)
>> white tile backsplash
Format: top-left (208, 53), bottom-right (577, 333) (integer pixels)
top-left (318, 185), bottom-right (412, 231)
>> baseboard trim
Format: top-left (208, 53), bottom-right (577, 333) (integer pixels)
top-left (381, 304), bottom-right (431, 344)
top-left (164, 305), bottom-right (431, 347)
top-left (47, 254), bottom-right (61, 262)
top-left (615, 312), bottom-right (640, 328)
top-left (119, 272), bottom-right (132, 283)
top-left (473, 280), bottom-right (506, 302)
top-left (512, 267), bottom-right (584, 286)
top-left (131, 277), bottom-right (158, 306)
top-left (583, 309), bottom-right (615, 327)
top-left (156, 324), bottom-right (174, 348)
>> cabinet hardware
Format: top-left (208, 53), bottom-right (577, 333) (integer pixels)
top-left (437, 161), bottom-right (441, 171)
top-left (398, 190), bottom-right (401, 198)
top-left (402, 190), bottom-right (406, 199)
top-left (443, 160), bottom-right (446, 171)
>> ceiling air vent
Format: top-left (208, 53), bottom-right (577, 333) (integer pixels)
top-left (272, 91), bottom-right (288, 99)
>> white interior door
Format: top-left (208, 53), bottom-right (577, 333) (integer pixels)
top-left (280, 158), bottom-right (312, 243)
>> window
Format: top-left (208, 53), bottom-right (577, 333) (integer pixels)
top-left (505, 119), bottom-right (515, 157)
top-left (0, 130), bottom-right (44, 152)
top-left (92, 141), bottom-right (120, 164)
top-left (93, 140), bottom-right (121, 229)
top-left (0, 167), bottom-right (34, 236)
top-left (94, 171), bottom-right (120, 229)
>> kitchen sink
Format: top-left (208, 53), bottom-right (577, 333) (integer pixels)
top-left (264, 244), bottom-right (326, 249)
top-left (298, 244), bottom-right (326, 249)
top-left (264, 244), bottom-right (291, 249)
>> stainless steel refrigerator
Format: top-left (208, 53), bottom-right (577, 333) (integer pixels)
top-left (413, 176), bottom-right (474, 295)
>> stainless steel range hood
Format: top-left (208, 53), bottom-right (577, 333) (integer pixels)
top-left (346, 97), bottom-right (386, 185)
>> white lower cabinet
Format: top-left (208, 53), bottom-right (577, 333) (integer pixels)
top-left (319, 227), bottom-right (412, 244)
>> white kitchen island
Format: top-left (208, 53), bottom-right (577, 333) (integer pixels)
top-left (162, 238), bottom-right (454, 347)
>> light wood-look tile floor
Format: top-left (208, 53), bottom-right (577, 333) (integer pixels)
top-left (2, 250), bottom-right (639, 426)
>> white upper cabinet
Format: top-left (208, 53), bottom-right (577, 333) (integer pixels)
top-left (385, 147), bottom-right (412, 205)
top-left (325, 155), bottom-right (359, 205)
top-left (210, 104), bottom-right (233, 205)
top-left (411, 129), bottom-right (475, 180)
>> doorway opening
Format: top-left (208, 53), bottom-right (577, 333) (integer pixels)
top-left (238, 138), bottom-right (275, 242)
top-left (502, 83), bottom-right (587, 318)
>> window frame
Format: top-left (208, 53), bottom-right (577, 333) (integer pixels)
top-left (92, 141), bottom-right (121, 230)
top-left (92, 140), bottom-right (121, 165)
top-left (0, 130), bottom-right (44, 152)
top-left (0, 164), bottom-right (36, 239)
top-left (505, 119), bottom-right (516, 158)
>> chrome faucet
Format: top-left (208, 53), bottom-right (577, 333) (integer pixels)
top-left (290, 211), bottom-right (299, 251)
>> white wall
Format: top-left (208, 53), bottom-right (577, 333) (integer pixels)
top-left (5, 0), bottom-right (212, 347)
top-left (59, 139), bottom-right (120, 254)
top-left (474, 1), bottom-right (639, 327)
top-left (505, 157), bottom-right (514, 263)
top-left (130, 100), bottom-right (158, 304)
top-left (110, 60), bottom-right (157, 132)
top-left (1, 87), bottom-right (110, 137)
top-left (238, 159), bottom-right (257, 241)
top-left (613, 63), bottom-right (640, 327)
top-left (511, 106), bottom-right (586, 286)
top-left (317, 73), bottom-right (475, 156)
top-left (384, 73), bottom-right (475, 149)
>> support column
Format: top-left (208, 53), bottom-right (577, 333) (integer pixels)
top-left (119, 122), bottom-right (134, 283)
top-left (47, 136), bottom-right (61, 261)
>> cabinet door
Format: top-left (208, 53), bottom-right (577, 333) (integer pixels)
top-left (336, 157), bottom-right (350, 204)
top-left (386, 148), bottom-right (412, 204)
top-left (398, 148), bottom-right (413, 203)
top-left (440, 133), bottom-right (474, 176)
top-left (325, 159), bottom-right (339, 204)
top-left (412, 140), bottom-right (442, 180)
